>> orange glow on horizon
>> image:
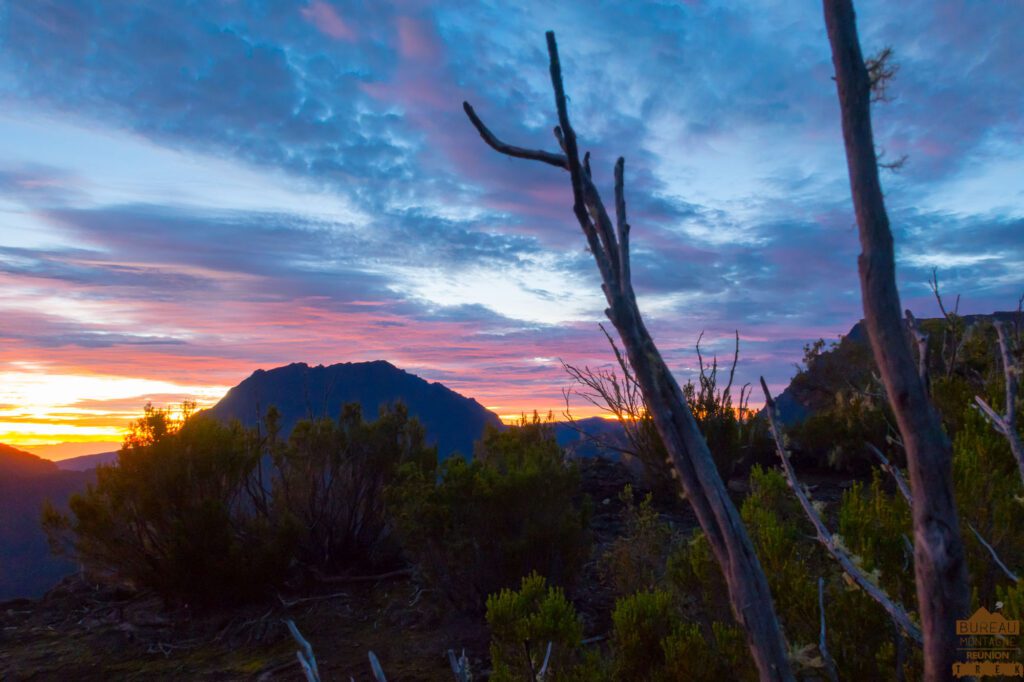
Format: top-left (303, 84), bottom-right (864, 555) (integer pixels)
top-left (0, 366), bottom-right (228, 454)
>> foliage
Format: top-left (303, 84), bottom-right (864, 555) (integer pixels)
top-left (680, 333), bottom-right (760, 481)
top-left (42, 401), bottom-right (435, 607)
top-left (661, 621), bottom-right (755, 682)
top-left (391, 416), bottom-right (591, 610)
top-left (952, 406), bottom-right (1024, 598)
top-left (43, 404), bottom-right (295, 608)
top-left (610, 590), bottom-right (676, 680)
top-left (601, 485), bottom-right (673, 596)
top-left (609, 590), bottom-right (755, 682)
top-left (271, 402), bottom-right (435, 572)
top-left (791, 388), bottom-right (892, 471)
top-left (565, 331), bottom-right (767, 500)
top-left (837, 470), bottom-right (915, 605)
top-left (486, 572), bottom-right (585, 682)
top-left (737, 467), bottom-right (820, 643)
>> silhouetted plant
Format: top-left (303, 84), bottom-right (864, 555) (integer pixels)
top-left (391, 415), bottom-right (590, 610)
top-left (601, 485), bottom-right (673, 596)
top-left (43, 404), bottom-right (295, 608)
top-left (272, 401), bottom-right (436, 574)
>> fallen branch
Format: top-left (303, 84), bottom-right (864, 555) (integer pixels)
top-left (448, 648), bottom-right (472, 682)
top-left (278, 591), bottom-right (351, 608)
top-left (967, 523), bottom-right (1020, 584)
top-left (284, 619), bottom-right (321, 682)
top-left (368, 650), bottom-right (387, 682)
top-left (818, 577), bottom-right (839, 682)
top-left (311, 567), bottom-right (412, 584)
top-left (761, 378), bottom-right (922, 644)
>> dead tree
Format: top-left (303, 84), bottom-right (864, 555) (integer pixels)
top-left (823, 1), bottom-right (969, 678)
top-left (464, 32), bottom-right (793, 681)
top-left (974, 322), bottom-right (1024, 485)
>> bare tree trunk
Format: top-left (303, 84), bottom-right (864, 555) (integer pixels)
top-left (464, 32), bottom-right (793, 682)
top-left (822, 2), bottom-right (969, 678)
top-left (974, 322), bottom-right (1024, 485)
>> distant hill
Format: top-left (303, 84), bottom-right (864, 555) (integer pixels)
top-left (0, 444), bottom-right (88, 601)
top-left (554, 417), bottom-right (627, 460)
top-left (55, 450), bottom-right (119, 471)
top-left (0, 443), bottom-right (61, 478)
top-left (203, 361), bottom-right (504, 459)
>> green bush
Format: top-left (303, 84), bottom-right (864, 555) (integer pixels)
top-left (271, 402), bottom-right (435, 572)
top-left (609, 590), bottom-right (754, 682)
top-left (391, 417), bottom-right (591, 609)
top-left (44, 405), bottom-right (295, 608)
top-left (837, 469), bottom-right (915, 606)
top-left (601, 485), bottom-right (673, 596)
top-left (486, 572), bottom-right (585, 682)
top-left (953, 406), bottom-right (1024, 599)
top-left (610, 590), bottom-right (676, 680)
top-left (661, 621), bottom-right (755, 682)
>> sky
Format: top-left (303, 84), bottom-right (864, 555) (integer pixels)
top-left (0, 1), bottom-right (1021, 458)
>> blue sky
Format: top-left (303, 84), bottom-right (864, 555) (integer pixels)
top-left (0, 0), bottom-right (1021, 452)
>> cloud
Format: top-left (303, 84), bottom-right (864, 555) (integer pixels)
top-left (0, 0), bottom-right (1020, 440)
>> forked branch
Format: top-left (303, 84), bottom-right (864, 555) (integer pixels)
top-left (464, 30), bottom-right (793, 681)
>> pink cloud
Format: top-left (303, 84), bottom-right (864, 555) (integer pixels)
top-left (396, 16), bottom-right (442, 61)
top-left (300, 2), bottom-right (356, 42)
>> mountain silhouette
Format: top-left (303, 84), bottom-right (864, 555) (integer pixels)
top-left (0, 444), bottom-right (87, 600)
top-left (204, 360), bottom-right (504, 459)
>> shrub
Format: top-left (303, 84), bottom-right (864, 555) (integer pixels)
top-left (601, 485), bottom-right (673, 596)
top-left (837, 469), bottom-right (915, 606)
top-left (391, 417), bottom-right (591, 609)
top-left (272, 402), bottom-right (435, 573)
top-left (952, 406), bottom-right (1024, 599)
top-left (661, 621), bottom-right (755, 682)
top-left (610, 590), bottom-right (676, 680)
top-left (486, 572), bottom-right (586, 682)
top-left (44, 405), bottom-right (295, 608)
top-left (609, 590), bottom-right (754, 682)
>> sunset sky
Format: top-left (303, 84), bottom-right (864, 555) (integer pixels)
top-left (1, 1), bottom-right (1021, 458)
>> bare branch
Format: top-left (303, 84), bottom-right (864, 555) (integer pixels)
top-left (866, 442), bottom-right (912, 506)
top-left (967, 523), bottom-right (1019, 584)
top-left (761, 378), bottom-right (923, 644)
top-left (865, 46), bottom-right (898, 103)
top-left (997, 322), bottom-right (1023, 475)
top-left (904, 310), bottom-right (929, 394)
top-left (614, 157), bottom-right (632, 289)
top-left (818, 577), bottom-right (840, 682)
top-left (974, 321), bottom-right (1024, 484)
top-left (462, 102), bottom-right (567, 169)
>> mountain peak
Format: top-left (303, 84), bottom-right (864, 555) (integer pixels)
top-left (206, 360), bottom-right (502, 458)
